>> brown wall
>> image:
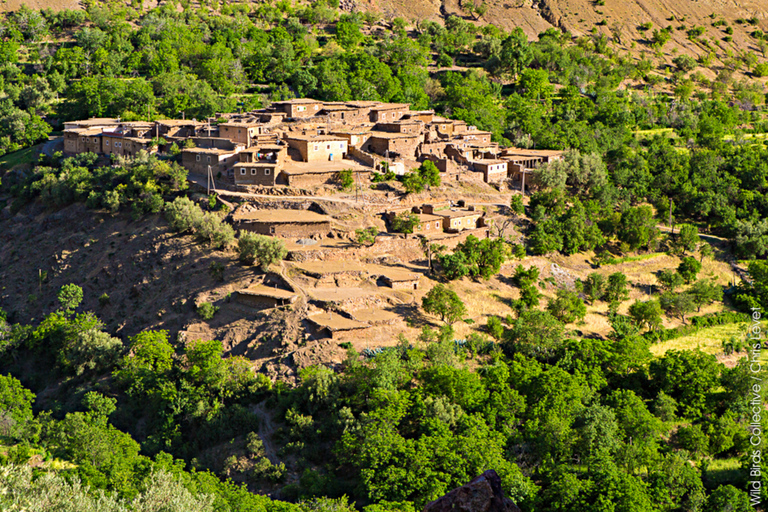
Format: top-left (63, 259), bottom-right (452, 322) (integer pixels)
top-left (370, 108), bottom-right (406, 123)
top-left (287, 227), bottom-right (491, 262)
top-left (365, 135), bottom-right (420, 157)
top-left (285, 138), bottom-right (348, 162)
top-left (387, 280), bottom-right (419, 290)
top-left (182, 150), bottom-right (239, 175)
top-left (285, 170), bottom-right (371, 188)
top-left (220, 124), bottom-right (263, 147)
top-left (233, 165), bottom-right (278, 186)
top-left (235, 294), bottom-right (281, 308)
top-left (234, 220), bottom-right (332, 237)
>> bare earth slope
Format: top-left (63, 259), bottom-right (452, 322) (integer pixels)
top-left (7, 0), bottom-right (765, 62)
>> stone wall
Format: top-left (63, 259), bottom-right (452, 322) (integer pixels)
top-left (287, 228), bottom-right (490, 262)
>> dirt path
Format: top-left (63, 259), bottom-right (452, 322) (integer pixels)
top-left (41, 136), bottom-right (63, 158)
top-left (250, 401), bottom-right (280, 464)
top-left (187, 174), bottom-right (365, 205)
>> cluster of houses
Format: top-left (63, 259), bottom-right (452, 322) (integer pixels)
top-left (62, 99), bottom-right (563, 189)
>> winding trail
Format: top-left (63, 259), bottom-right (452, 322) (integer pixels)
top-left (250, 401), bottom-right (279, 464)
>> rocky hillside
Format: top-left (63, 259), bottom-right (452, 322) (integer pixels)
top-left (6, 0), bottom-right (766, 58)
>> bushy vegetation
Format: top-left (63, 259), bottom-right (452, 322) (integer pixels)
top-left (2, 3), bottom-right (768, 511)
top-left (0, 272), bottom-right (764, 511)
top-left (237, 231), bottom-right (287, 269)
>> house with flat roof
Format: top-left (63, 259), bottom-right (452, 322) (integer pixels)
top-left (219, 121), bottom-right (267, 147)
top-left (271, 98), bottom-right (324, 118)
top-left (181, 147), bottom-right (241, 176)
top-left (369, 103), bottom-right (409, 123)
top-left (421, 204), bottom-right (484, 233)
top-left (364, 131), bottom-right (421, 158)
top-left (501, 148), bottom-right (564, 181)
top-left (231, 208), bottom-right (333, 237)
top-left (471, 159), bottom-right (509, 184)
top-left (284, 134), bottom-right (348, 162)
top-left (63, 128), bottom-right (102, 155)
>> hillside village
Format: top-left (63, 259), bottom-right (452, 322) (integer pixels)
top-left (63, 98), bottom-right (562, 191)
top-left (59, 100), bottom-right (567, 349)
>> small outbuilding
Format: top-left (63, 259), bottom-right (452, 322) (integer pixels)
top-left (232, 209), bottom-right (333, 237)
top-left (235, 285), bottom-right (298, 308)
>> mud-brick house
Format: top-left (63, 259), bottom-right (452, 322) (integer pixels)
top-left (471, 160), bottom-right (509, 184)
top-left (307, 311), bottom-right (369, 340)
top-left (235, 285), bottom-right (298, 308)
top-left (232, 162), bottom-right (280, 186)
top-left (501, 148), bottom-right (564, 181)
top-left (63, 128), bottom-right (102, 155)
top-left (181, 147), bottom-right (241, 176)
top-left (379, 270), bottom-right (421, 290)
top-left (422, 204), bottom-right (485, 233)
top-left (271, 98), bottom-right (324, 118)
top-left (219, 121), bottom-right (267, 148)
top-left (365, 132), bottom-right (421, 158)
top-left (232, 209), bottom-right (333, 237)
top-left (375, 120), bottom-right (424, 135)
top-left (284, 134), bottom-right (349, 162)
top-left (319, 103), bottom-right (370, 124)
top-left (385, 209), bottom-right (444, 234)
top-left (232, 145), bottom-right (287, 186)
top-left (368, 103), bottom-right (409, 123)
top-left (329, 128), bottom-right (372, 149)
top-left (155, 119), bottom-right (202, 140)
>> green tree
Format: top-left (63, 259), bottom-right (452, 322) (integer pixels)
top-left (510, 194), bottom-right (524, 215)
top-left (673, 224), bottom-right (699, 254)
top-left (677, 256), bottom-right (702, 284)
top-left (496, 28), bottom-right (532, 78)
top-left (617, 205), bottom-right (658, 251)
top-left (402, 171), bottom-right (425, 194)
top-left (335, 18), bottom-right (364, 49)
top-left (114, 330), bottom-right (174, 396)
top-left (422, 284), bottom-right (466, 325)
top-left (58, 283), bottom-right (83, 312)
top-left (354, 227), bottom-right (379, 247)
top-left (628, 300), bottom-right (663, 332)
top-left (581, 272), bottom-right (606, 303)
top-left (238, 231), bottom-right (287, 270)
top-left (546, 289), bottom-right (587, 324)
top-left (605, 272), bottom-right (630, 304)
top-left (690, 279), bottom-right (722, 312)
top-left (705, 485), bottom-right (752, 512)
top-left (657, 269), bottom-right (685, 292)
top-left (660, 291), bottom-right (696, 323)
top-left (60, 328), bottom-right (122, 376)
top-left (699, 243), bottom-right (713, 263)
top-left (391, 212), bottom-right (420, 234)
top-left (503, 309), bottom-right (565, 360)
top-left (417, 160), bottom-right (441, 188)
top-left (0, 374), bottom-right (35, 440)
top-left (650, 349), bottom-right (721, 417)
top-left (337, 169), bottom-right (355, 191)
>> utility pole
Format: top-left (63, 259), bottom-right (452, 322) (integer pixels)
top-left (207, 165), bottom-right (211, 196)
top-left (520, 168), bottom-right (526, 197)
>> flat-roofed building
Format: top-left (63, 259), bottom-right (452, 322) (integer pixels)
top-left (284, 134), bottom-right (348, 162)
top-left (231, 209), bottom-right (333, 237)
top-left (63, 128), bottom-right (102, 155)
top-left (181, 147), bottom-right (241, 176)
top-left (219, 121), bottom-right (267, 147)
top-left (369, 103), bottom-right (409, 123)
top-left (471, 159), bottom-right (509, 184)
top-left (364, 131), bottom-right (420, 158)
top-left (271, 98), bottom-right (324, 118)
top-left (422, 204), bottom-right (484, 233)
